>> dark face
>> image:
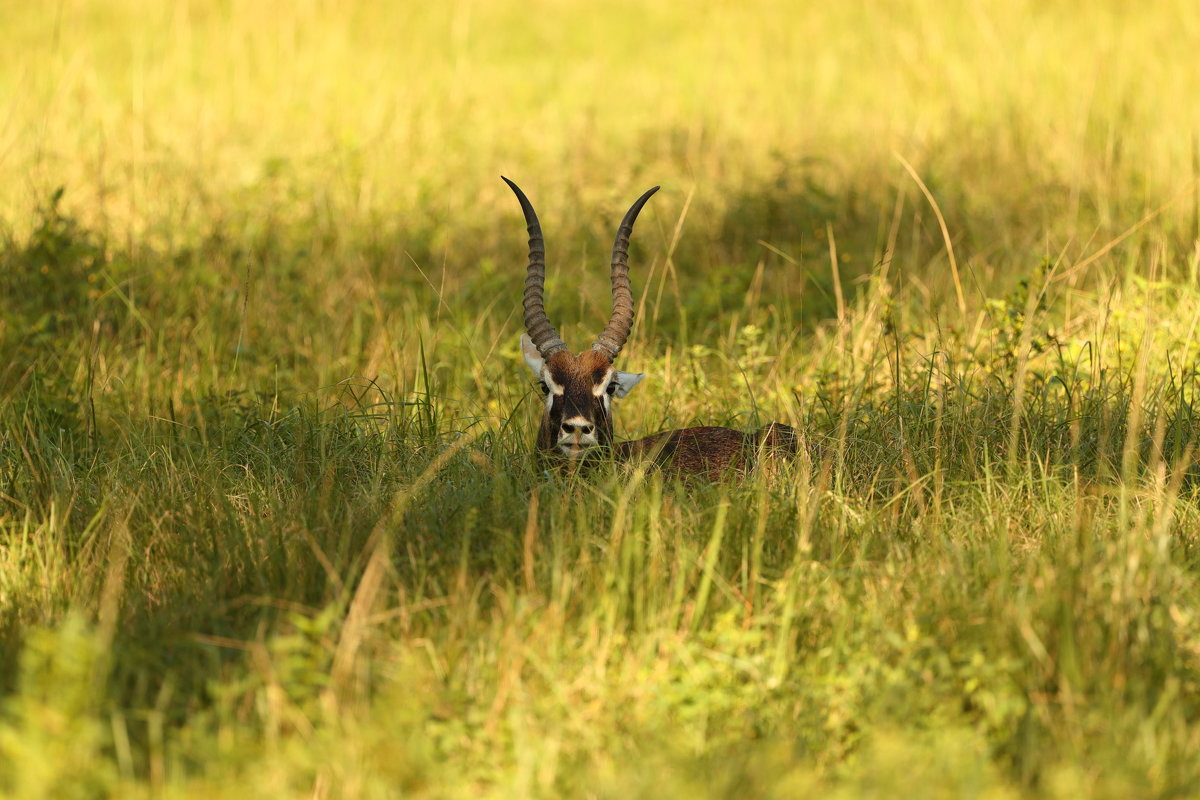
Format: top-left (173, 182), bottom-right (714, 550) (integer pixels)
top-left (522, 336), bottom-right (643, 461)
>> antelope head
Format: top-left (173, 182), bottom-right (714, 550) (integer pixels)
top-left (504, 177), bottom-right (657, 461)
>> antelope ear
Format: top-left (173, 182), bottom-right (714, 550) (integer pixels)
top-left (611, 370), bottom-right (644, 398)
top-left (520, 334), bottom-right (544, 378)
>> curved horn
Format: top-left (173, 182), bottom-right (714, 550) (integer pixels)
top-left (593, 186), bottom-right (660, 361)
top-left (502, 177), bottom-right (567, 357)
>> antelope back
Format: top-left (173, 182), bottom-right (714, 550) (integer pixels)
top-left (616, 423), bottom-right (799, 480)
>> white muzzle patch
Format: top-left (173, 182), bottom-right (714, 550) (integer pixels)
top-left (558, 415), bottom-right (599, 458)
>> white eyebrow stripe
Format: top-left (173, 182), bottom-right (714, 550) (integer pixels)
top-left (592, 368), bottom-right (615, 397)
top-left (543, 370), bottom-right (565, 396)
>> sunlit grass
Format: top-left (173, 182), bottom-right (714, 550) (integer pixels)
top-left (3, 1), bottom-right (1200, 797)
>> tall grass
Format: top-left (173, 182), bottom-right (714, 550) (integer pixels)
top-left (3, 1), bottom-right (1200, 796)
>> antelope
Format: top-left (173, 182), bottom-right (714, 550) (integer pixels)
top-left (504, 177), bottom-right (797, 480)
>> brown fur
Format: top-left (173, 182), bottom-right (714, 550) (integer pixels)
top-left (545, 349), bottom-right (612, 386)
top-left (615, 422), bottom-right (798, 480)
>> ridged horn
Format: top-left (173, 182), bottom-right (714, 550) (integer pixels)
top-left (502, 177), bottom-right (567, 358)
top-left (593, 186), bottom-right (660, 361)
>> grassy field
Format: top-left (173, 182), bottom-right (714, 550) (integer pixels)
top-left (4, 1), bottom-right (1200, 796)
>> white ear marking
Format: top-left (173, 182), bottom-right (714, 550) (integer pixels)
top-left (611, 371), bottom-right (644, 399)
top-left (521, 333), bottom-right (544, 378)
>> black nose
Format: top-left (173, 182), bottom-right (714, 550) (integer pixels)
top-left (562, 421), bottom-right (593, 435)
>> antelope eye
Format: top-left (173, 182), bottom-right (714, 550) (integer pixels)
top-left (606, 382), bottom-right (618, 396)
top-left (539, 382), bottom-right (551, 395)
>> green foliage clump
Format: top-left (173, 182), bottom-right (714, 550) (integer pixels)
top-left (0, 615), bottom-right (115, 799)
top-left (1, 188), bottom-right (110, 344)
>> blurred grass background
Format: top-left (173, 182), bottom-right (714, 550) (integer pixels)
top-left (3, 1), bottom-right (1200, 797)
